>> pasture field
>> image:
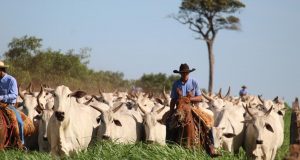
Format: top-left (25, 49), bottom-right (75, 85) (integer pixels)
top-left (0, 106), bottom-right (291, 160)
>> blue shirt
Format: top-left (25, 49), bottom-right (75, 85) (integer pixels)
top-left (239, 89), bottom-right (247, 96)
top-left (0, 74), bottom-right (18, 104)
top-left (170, 78), bottom-right (200, 100)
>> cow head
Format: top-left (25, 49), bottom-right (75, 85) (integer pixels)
top-left (91, 102), bottom-right (124, 140)
top-left (201, 90), bottom-right (226, 113)
top-left (53, 85), bottom-right (87, 123)
top-left (242, 105), bottom-right (274, 145)
top-left (18, 84), bottom-right (39, 121)
top-left (140, 105), bottom-right (166, 144)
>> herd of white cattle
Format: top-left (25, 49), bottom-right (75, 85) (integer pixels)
top-left (17, 84), bottom-right (287, 160)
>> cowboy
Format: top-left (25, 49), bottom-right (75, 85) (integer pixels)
top-left (0, 60), bottom-right (24, 147)
top-left (169, 63), bottom-right (219, 157)
top-left (239, 85), bottom-right (248, 101)
top-left (170, 63), bottom-right (202, 111)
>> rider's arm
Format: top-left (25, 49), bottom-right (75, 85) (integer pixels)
top-left (170, 98), bottom-right (176, 112)
top-left (190, 95), bottom-right (202, 102)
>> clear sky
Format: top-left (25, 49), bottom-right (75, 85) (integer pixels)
top-left (0, 0), bottom-right (299, 105)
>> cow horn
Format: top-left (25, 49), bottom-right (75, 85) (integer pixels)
top-left (84, 96), bottom-right (94, 105)
top-left (113, 89), bottom-right (119, 96)
top-left (218, 88), bottom-right (223, 99)
top-left (91, 95), bottom-right (102, 102)
top-left (137, 104), bottom-right (147, 114)
top-left (162, 86), bottom-right (168, 100)
top-left (99, 89), bottom-right (104, 98)
top-left (28, 82), bottom-right (33, 94)
top-left (224, 86), bottom-right (231, 99)
top-left (89, 105), bottom-right (104, 114)
top-left (249, 97), bottom-right (255, 103)
top-left (243, 104), bottom-right (254, 118)
top-left (201, 90), bottom-right (213, 102)
top-left (273, 96), bottom-right (279, 103)
top-left (156, 106), bottom-right (166, 114)
top-left (36, 85), bottom-right (44, 111)
top-left (18, 85), bottom-right (24, 100)
top-left (264, 106), bottom-right (273, 117)
top-left (258, 95), bottom-right (264, 104)
top-left (148, 92), bottom-right (153, 99)
top-left (112, 102), bottom-right (124, 113)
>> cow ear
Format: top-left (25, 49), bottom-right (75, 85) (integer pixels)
top-left (223, 133), bottom-right (236, 138)
top-left (265, 123), bottom-right (274, 133)
top-left (155, 98), bottom-right (164, 105)
top-left (113, 119), bottom-right (122, 126)
top-left (33, 114), bottom-right (42, 120)
top-left (96, 116), bottom-right (101, 124)
top-left (68, 90), bottom-right (87, 98)
top-left (157, 119), bottom-right (165, 125)
top-left (35, 107), bottom-right (42, 114)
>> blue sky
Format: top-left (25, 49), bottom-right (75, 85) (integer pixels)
top-left (0, 0), bottom-right (299, 104)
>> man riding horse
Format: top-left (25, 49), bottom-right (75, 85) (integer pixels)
top-left (0, 60), bottom-right (35, 150)
top-left (167, 63), bottom-right (219, 157)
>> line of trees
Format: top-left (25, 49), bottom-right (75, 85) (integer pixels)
top-left (1, 36), bottom-right (179, 94)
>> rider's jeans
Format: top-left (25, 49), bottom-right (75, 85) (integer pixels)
top-left (8, 105), bottom-right (24, 145)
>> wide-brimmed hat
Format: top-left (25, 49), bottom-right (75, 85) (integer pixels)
top-left (241, 85), bottom-right (247, 89)
top-left (0, 60), bottom-right (9, 68)
top-left (173, 63), bottom-right (195, 74)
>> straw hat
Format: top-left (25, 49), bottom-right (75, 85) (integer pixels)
top-left (0, 60), bottom-right (9, 68)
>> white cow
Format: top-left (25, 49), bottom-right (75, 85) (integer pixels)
top-left (47, 85), bottom-right (98, 157)
top-left (243, 106), bottom-right (283, 160)
top-left (138, 104), bottom-right (169, 145)
top-left (35, 86), bottom-right (55, 152)
top-left (91, 102), bottom-right (144, 144)
top-left (18, 84), bottom-right (40, 150)
top-left (212, 104), bottom-right (245, 154)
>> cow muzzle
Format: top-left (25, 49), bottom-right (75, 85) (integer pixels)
top-left (55, 111), bottom-right (65, 121)
top-left (256, 140), bottom-right (263, 144)
top-left (102, 135), bottom-right (111, 140)
top-left (43, 136), bottom-right (48, 141)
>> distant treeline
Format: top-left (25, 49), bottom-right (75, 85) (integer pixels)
top-left (2, 36), bottom-right (179, 94)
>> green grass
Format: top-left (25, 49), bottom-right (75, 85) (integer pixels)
top-left (0, 107), bottom-right (292, 160)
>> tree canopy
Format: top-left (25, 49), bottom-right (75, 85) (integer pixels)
top-left (2, 36), bottom-right (177, 94)
top-left (175, 0), bottom-right (245, 93)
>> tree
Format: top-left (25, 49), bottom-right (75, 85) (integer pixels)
top-left (4, 35), bottom-right (42, 70)
top-left (136, 73), bottom-right (180, 94)
top-left (174, 0), bottom-right (245, 93)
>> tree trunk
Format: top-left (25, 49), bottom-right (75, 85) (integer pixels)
top-left (206, 41), bottom-right (214, 94)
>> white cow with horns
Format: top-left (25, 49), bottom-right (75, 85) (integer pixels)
top-left (47, 85), bottom-right (99, 157)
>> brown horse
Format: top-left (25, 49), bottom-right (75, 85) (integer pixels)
top-left (0, 106), bottom-right (36, 150)
top-left (166, 89), bottom-right (211, 150)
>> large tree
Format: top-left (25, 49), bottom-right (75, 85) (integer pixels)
top-left (175, 0), bottom-right (245, 93)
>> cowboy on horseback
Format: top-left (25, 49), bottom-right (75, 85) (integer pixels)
top-left (0, 60), bottom-right (25, 149)
top-left (167, 63), bottom-right (220, 157)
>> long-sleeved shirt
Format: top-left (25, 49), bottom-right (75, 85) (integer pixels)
top-left (0, 73), bottom-right (18, 104)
